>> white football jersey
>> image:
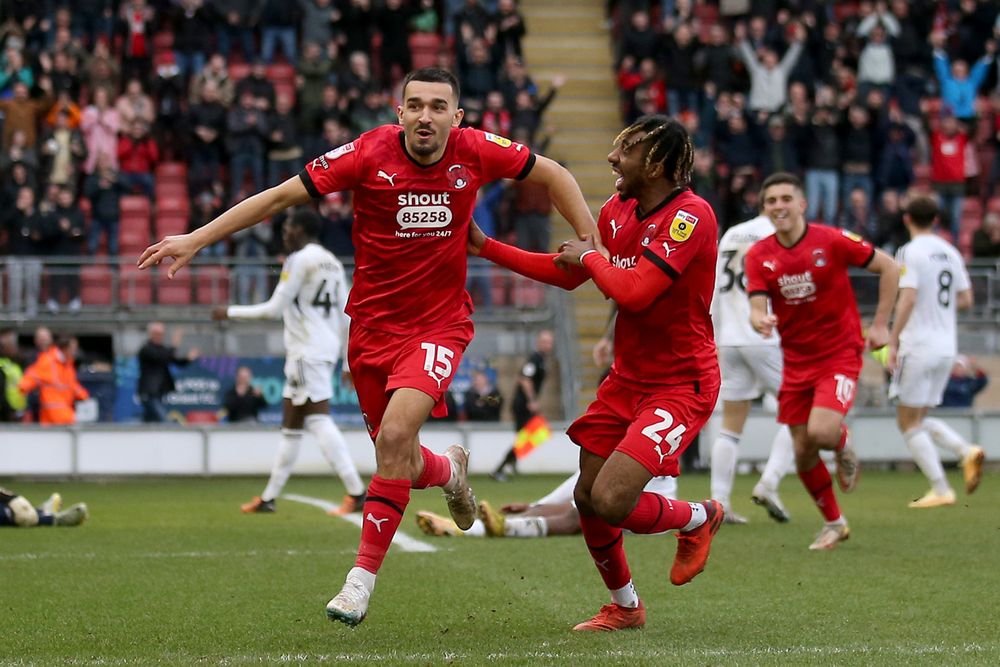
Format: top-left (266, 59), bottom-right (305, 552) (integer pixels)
top-left (228, 243), bottom-right (350, 362)
top-left (713, 215), bottom-right (780, 347)
top-left (896, 234), bottom-right (970, 357)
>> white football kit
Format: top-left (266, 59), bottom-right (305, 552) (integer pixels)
top-left (713, 215), bottom-right (783, 401)
top-left (890, 234), bottom-right (971, 407)
top-left (228, 243), bottom-right (350, 405)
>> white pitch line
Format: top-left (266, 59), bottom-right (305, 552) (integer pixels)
top-left (282, 493), bottom-right (437, 553)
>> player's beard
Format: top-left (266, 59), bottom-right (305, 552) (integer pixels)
top-left (410, 126), bottom-right (440, 157)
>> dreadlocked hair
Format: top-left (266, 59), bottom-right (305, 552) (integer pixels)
top-left (614, 114), bottom-right (694, 186)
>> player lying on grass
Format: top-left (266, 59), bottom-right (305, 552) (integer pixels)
top-left (0, 488), bottom-right (88, 527)
top-left (470, 115), bottom-right (724, 632)
top-left (416, 472), bottom-right (678, 538)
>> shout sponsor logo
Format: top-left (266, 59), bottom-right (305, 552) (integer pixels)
top-left (777, 270), bottom-right (816, 300)
top-left (611, 254), bottom-right (636, 269)
top-left (396, 192), bottom-right (453, 229)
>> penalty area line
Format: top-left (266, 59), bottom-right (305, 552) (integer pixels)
top-left (282, 493), bottom-right (437, 553)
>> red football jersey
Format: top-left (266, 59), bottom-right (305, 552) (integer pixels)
top-left (299, 125), bottom-right (534, 334)
top-left (598, 188), bottom-right (720, 389)
top-left (744, 224), bottom-right (876, 384)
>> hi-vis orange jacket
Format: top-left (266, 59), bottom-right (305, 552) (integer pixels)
top-left (18, 347), bottom-right (89, 425)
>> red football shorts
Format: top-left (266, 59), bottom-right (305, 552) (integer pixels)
top-left (348, 318), bottom-right (474, 439)
top-left (778, 356), bottom-right (861, 425)
top-left (566, 373), bottom-right (719, 478)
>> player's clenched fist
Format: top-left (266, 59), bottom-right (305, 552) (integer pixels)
top-left (751, 311), bottom-right (778, 338)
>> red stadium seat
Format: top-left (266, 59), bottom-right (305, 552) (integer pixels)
top-left (229, 62), bottom-right (252, 82)
top-left (157, 195), bottom-right (191, 218)
top-left (119, 264), bottom-right (152, 306)
top-left (153, 32), bottom-right (174, 51)
top-left (80, 265), bottom-right (114, 306)
top-left (195, 265), bottom-right (230, 304)
top-left (409, 33), bottom-right (442, 70)
top-left (266, 63), bottom-right (295, 83)
top-left (157, 270), bottom-right (192, 305)
top-left (156, 162), bottom-right (188, 184)
top-left (275, 82), bottom-right (296, 104)
top-left (118, 215), bottom-right (152, 252)
top-left (987, 197), bottom-right (1000, 213)
top-left (120, 195), bottom-right (151, 218)
top-left (156, 181), bottom-right (187, 199)
top-left (156, 214), bottom-right (189, 238)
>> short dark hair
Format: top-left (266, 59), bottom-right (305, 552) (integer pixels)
top-left (905, 196), bottom-right (939, 229)
top-left (615, 114), bottom-right (694, 186)
top-left (402, 67), bottom-right (461, 103)
top-left (289, 208), bottom-right (321, 239)
top-left (760, 172), bottom-right (804, 198)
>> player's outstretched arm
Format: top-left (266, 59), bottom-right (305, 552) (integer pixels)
top-left (138, 176), bottom-right (311, 278)
top-left (864, 249), bottom-right (899, 350)
top-left (888, 287), bottom-right (916, 372)
top-left (558, 238), bottom-right (671, 311)
top-left (522, 155), bottom-right (598, 240)
top-left (469, 220), bottom-right (589, 291)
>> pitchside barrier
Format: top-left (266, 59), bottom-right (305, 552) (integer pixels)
top-left (0, 410), bottom-right (995, 477)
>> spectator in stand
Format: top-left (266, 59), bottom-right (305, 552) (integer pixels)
top-left (151, 54), bottom-right (187, 157)
top-left (3, 187), bottom-right (51, 317)
top-left (479, 90), bottom-right (510, 137)
top-left (0, 330), bottom-right (27, 423)
top-left (878, 119), bottom-right (916, 195)
top-left (296, 43), bottom-right (335, 130)
top-left (116, 78), bottom-right (156, 127)
top-left (190, 187), bottom-right (229, 257)
top-left (804, 104), bottom-right (841, 223)
top-left (349, 87), bottom-right (395, 135)
top-left (618, 57), bottom-right (665, 123)
top-left (467, 182), bottom-right (505, 308)
top-left (660, 20), bottom-right (700, 114)
top-left (80, 87), bottom-right (120, 175)
top-left (930, 112), bottom-right (968, 240)
top-left (874, 189), bottom-right (908, 253)
top-left (717, 112), bottom-right (756, 174)
top-left (267, 94), bottom-right (304, 186)
top-left (186, 80), bottom-right (228, 193)
top-left (458, 38), bottom-right (499, 104)
top-left (835, 187), bottom-right (879, 240)
top-left (840, 104), bottom-right (875, 207)
top-left (760, 115), bottom-right (798, 177)
top-left (261, 0), bottom-right (300, 65)
top-left (0, 46), bottom-right (35, 98)
top-left (736, 20), bottom-right (805, 113)
top-left (1, 163), bottom-right (38, 213)
top-left (232, 219), bottom-right (271, 304)
top-left (941, 355), bottom-right (989, 408)
top-left (300, 0), bottom-right (339, 49)
top-left (117, 119), bottom-right (159, 198)
top-left (856, 12), bottom-right (898, 100)
top-left (83, 155), bottom-right (123, 256)
top-left (82, 39), bottom-right (121, 95)
top-left (44, 88), bottom-right (82, 130)
top-left (18, 335), bottom-right (88, 426)
top-left (214, 0), bottom-right (262, 61)
top-left (0, 129), bottom-right (40, 182)
top-left (510, 79), bottom-right (561, 143)
top-left (0, 78), bottom-right (53, 150)
top-left (47, 186), bottom-right (85, 314)
top-left (44, 50), bottom-right (81, 101)
top-left (222, 366), bottom-right (269, 422)
top-left (411, 0), bottom-right (439, 34)
top-left (455, 0), bottom-right (494, 43)
top-left (340, 51), bottom-right (375, 103)
top-left (236, 59), bottom-right (277, 112)
top-left (189, 53), bottom-right (235, 107)
top-left (499, 55), bottom-right (536, 107)
top-left (40, 108), bottom-right (87, 188)
top-left (336, 0), bottom-right (377, 57)
top-left (972, 212), bottom-right (1000, 258)
top-left (317, 192), bottom-right (354, 257)
top-left (495, 0), bottom-right (526, 59)
top-left (75, 0), bottom-right (116, 48)
top-left (376, 0), bottom-right (414, 79)
top-left (463, 370), bottom-right (502, 421)
top-left (226, 90), bottom-right (269, 202)
top-left (119, 0), bottom-right (155, 79)
top-left (171, 0), bottom-right (214, 82)
top-left (618, 10), bottom-right (657, 67)
top-left (930, 31), bottom-right (994, 124)
top-left (137, 322), bottom-right (199, 423)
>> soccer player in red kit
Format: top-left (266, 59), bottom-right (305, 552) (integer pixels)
top-left (469, 115), bottom-right (724, 632)
top-left (745, 172), bottom-right (899, 550)
top-left (138, 68), bottom-right (597, 626)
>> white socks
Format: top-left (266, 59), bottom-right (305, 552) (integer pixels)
top-left (760, 426), bottom-right (795, 490)
top-left (681, 502), bottom-right (707, 532)
top-left (922, 417), bottom-right (973, 458)
top-left (904, 427), bottom-right (951, 495)
top-left (610, 580), bottom-right (640, 608)
top-left (305, 414), bottom-right (365, 496)
top-left (347, 566), bottom-right (377, 593)
top-left (504, 516), bottom-right (548, 537)
top-left (710, 430), bottom-right (740, 508)
top-left (262, 429), bottom-right (303, 502)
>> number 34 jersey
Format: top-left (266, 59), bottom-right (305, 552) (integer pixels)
top-left (713, 215), bottom-right (780, 347)
top-left (896, 234), bottom-right (970, 357)
top-left (231, 243), bottom-right (350, 363)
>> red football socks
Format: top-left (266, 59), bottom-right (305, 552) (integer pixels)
top-left (579, 513), bottom-right (632, 591)
top-left (799, 461), bottom-right (842, 522)
top-left (355, 475), bottom-right (411, 573)
top-left (619, 492), bottom-right (693, 534)
top-left (412, 446), bottom-right (452, 489)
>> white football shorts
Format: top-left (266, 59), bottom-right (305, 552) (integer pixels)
top-left (719, 345), bottom-right (784, 401)
top-left (282, 357), bottom-right (335, 406)
top-left (889, 353), bottom-right (954, 408)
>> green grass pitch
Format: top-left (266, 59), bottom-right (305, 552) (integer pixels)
top-left (2, 471), bottom-right (998, 666)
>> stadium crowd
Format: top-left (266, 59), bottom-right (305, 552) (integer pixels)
top-left (0, 0), bottom-right (560, 313)
top-left (613, 0), bottom-right (1000, 258)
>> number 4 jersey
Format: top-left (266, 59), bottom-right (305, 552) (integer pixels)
top-left (895, 234), bottom-right (970, 357)
top-left (713, 215), bottom-right (780, 347)
top-left (228, 243), bottom-right (350, 363)
top-left (299, 125), bottom-right (534, 335)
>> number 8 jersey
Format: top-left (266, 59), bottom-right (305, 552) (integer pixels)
top-left (228, 243), bottom-right (350, 363)
top-left (713, 215), bottom-right (780, 347)
top-left (895, 234), bottom-right (970, 357)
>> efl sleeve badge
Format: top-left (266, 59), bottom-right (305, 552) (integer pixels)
top-left (669, 210), bottom-right (699, 242)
